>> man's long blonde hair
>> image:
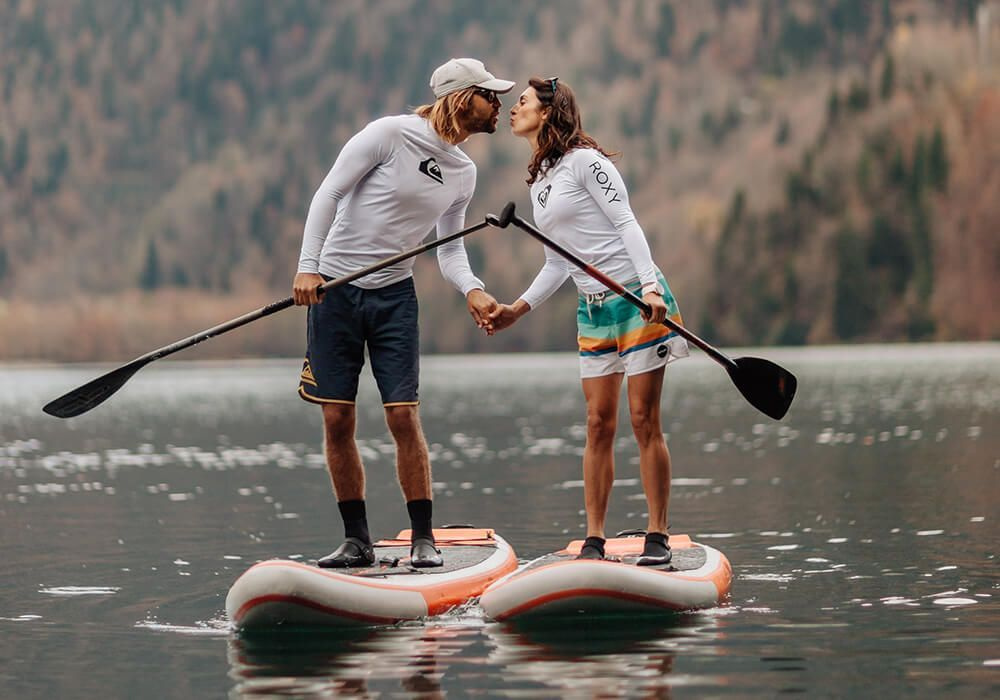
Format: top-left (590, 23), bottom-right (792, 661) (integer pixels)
top-left (414, 88), bottom-right (478, 144)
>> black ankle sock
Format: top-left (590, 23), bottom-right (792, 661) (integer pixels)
top-left (582, 536), bottom-right (606, 556)
top-left (643, 532), bottom-right (669, 556)
top-left (337, 499), bottom-right (370, 544)
top-left (406, 499), bottom-right (434, 541)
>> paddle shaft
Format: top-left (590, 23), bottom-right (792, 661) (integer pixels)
top-left (43, 218), bottom-right (491, 418)
top-left (508, 214), bottom-right (739, 371)
top-left (132, 219), bottom-right (491, 366)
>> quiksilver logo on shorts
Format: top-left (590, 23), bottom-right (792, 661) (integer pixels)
top-left (419, 157), bottom-right (443, 184)
top-left (657, 344), bottom-right (670, 359)
top-left (537, 184), bottom-right (552, 208)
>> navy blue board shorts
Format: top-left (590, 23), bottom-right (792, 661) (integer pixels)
top-left (299, 277), bottom-right (420, 406)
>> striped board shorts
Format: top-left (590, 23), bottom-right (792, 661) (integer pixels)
top-left (576, 272), bottom-right (689, 378)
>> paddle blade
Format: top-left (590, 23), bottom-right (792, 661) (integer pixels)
top-left (42, 360), bottom-right (148, 418)
top-left (727, 356), bottom-right (798, 420)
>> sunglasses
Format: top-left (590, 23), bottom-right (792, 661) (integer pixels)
top-left (473, 87), bottom-right (499, 104)
top-left (546, 76), bottom-right (559, 93)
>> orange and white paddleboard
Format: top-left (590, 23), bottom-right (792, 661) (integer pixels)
top-left (227, 528), bottom-right (517, 629)
top-left (479, 534), bottom-right (731, 621)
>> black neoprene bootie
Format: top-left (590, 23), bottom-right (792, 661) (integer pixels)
top-left (409, 536), bottom-right (443, 568)
top-left (576, 536), bottom-right (606, 560)
top-left (318, 537), bottom-right (375, 568)
top-left (636, 532), bottom-right (671, 566)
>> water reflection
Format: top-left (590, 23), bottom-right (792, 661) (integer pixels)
top-left (485, 613), bottom-right (722, 698)
top-left (228, 622), bottom-right (473, 698)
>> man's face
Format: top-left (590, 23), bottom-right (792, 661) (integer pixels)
top-left (461, 88), bottom-right (502, 135)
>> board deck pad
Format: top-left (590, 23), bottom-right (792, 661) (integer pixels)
top-left (521, 543), bottom-right (707, 573)
top-left (333, 542), bottom-right (498, 577)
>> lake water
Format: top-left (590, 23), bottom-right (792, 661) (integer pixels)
top-left (1, 344), bottom-right (997, 698)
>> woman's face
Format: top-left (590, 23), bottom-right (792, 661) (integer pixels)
top-left (510, 87), bottom-right (547, 140)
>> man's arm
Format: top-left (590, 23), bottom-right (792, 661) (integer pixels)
top-left (294, 120), bottom-right (393, 305)
top-left (435, 190), bottom-right (498, 332)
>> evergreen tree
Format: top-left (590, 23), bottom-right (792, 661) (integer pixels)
top-left (834, 229), bottom-right (877, 340)
top-left (827, 88), bottom-right (841, 124)
top-left (655, 3), bottom-right (676, 57)
top-left (909, 133), bottom-right (927, 202)
top-left (140, 239), bottom-right (161, 290)
top-left (888, 145), bottom-right (907, 187)
top-left (880, 54), bottom-right (895, 100)
top-left (11, 128), bottom-right (29, 179)
top-left (928, 125), bottom-right (949, 192)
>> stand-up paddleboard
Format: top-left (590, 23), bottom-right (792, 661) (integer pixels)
top-left (227, 527), bottom-right (517, 630)
top-left (480, 533), bottom-right (731, 621)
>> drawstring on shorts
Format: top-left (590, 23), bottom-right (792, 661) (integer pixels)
top-left (583, 291), bottom-right (607, 321)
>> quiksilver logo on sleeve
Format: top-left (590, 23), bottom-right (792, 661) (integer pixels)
top-left (419, 157), bottom-right (444, 184)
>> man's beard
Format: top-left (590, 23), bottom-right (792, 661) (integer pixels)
top-left (464, 111), bottom-right (497, 135)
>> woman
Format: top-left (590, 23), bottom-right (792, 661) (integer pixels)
top-left (490, 77), bottom-right (688, 563)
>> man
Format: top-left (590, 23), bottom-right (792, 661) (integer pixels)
top-left (292, 58), bottom-right (514, 568)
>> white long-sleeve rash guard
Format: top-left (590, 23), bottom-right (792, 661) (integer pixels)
top-left (297, 114), bottom-right (484, 294)
top-left (519, 148), bottom-right (659, 309)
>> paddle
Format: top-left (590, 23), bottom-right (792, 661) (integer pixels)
top-left (485, 202), bottom-right (797, 420)
top-left (43, 217), bottom-right (494, 418)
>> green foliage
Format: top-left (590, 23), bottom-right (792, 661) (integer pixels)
top-left (785, 170), bottom-right (822, 210)
top-left (714, 189), bottom-right (746, 269)
top-left (775, 116), bottom-right (791, 145)
top-left (139, 239), bottom-right (161, 290)
top-left (699, 104), bottom-right (741, 146)
top-left (668, 126), bottom-right (683, 153)
top-left (867, 213), bottom-right (913, 294)
top-left (906, 308), bottom-right (936, 340)
top-left (100, 72), bottom-right (117, 119)
top-left (833, 229), bottom-right (877, 339)
top-left (73, 49), bottom-right (92, 87)
top-left (15, 6), bottom-right (55, 62)
top-left (928, 125), bottom-right (949, 192)
top-left (855, 149), bottom-right (872, 193)
top-left (777, 319), bottom-right (810, 346)
top-left (0, 245), bottom-right (7, 284)
top-left (688, 31), bottom-right (710, 61)
top-left (830, 0), bottom-right (870, 35)
top-left (909, 200), bottom-right (934, 301)
top-left (888, 145), bottom-right (907, 187)
top-left (783, 262), bottom-right (799, 305)
top-left (33, 143), bottom-right (70, 195)
top-left (778, 14), bottom-right (825, 66)
top-left (880, 54), bottom-right (895, 100)
top-left (827, 89), bottom-right (841, 124)
top-left (908, 133), bottom-right (927, 202)
top-left (655, 3), bottom-right (676, 57)
top-left (846, 81), bottom-right (870, 111)
top-left (6, 129), bottom-right (29, 183)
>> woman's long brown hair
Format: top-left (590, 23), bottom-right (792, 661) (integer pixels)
top-left (526, 76), bottom-right (618, 185)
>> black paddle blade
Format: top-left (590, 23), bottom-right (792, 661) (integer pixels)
top-left (726, 356), bottom-right (798, 420)
top-left (42, 360), bottom-right (148, 418)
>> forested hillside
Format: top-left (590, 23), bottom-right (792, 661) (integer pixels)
top-left (0, 0), bottom-right (996, 362)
